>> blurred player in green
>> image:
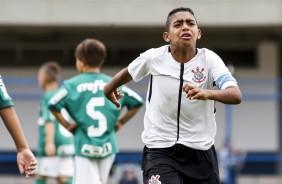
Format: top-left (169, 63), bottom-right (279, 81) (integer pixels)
top-left (36, 61), bottom-right (74, 184)
top-left (49, 38), bottom-right (144, 184)
top-left (0, 75), bottom-right (37, 177)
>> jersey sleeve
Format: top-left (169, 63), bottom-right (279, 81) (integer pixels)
top-left (0, 77), bottom-right (14, 109)
top-left (128, 49), bottom-right (153, 82)
top-left (42, 95), bottom-right (55, 123)
top-left (121, 85), bottom-right (144, 110)
top-left (48, 84), bottom-right (69, 112)
top-left (208, 50), bottom-right (238, 90)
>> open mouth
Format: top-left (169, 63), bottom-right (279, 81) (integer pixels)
top-left (181, 33), bottom-right (192, 39)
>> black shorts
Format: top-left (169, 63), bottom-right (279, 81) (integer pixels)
top-left (141, 144), bottom-right (220, 184)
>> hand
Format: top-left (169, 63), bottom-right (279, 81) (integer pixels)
top-left (45, 143), bottom-right (55, 157)
top-left (17, 148), bottom-right (37, 178)
top-left (67, 123), bottom-right (78, 134)
top-left (104, 85), bottom-right (124, 110)
top-left (182, 83), bottom-right (209, 100)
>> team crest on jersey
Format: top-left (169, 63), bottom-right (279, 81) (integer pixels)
top-left (149, 175), bottom-right (161, 184)
top-left (192, 67), bottom-right (206, 83)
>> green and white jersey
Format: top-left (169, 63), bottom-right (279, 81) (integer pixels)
top-left (49, 73), bottom-right (143, 159)
top-left (37, 90), bottom-right (75, 157)
top-left (0, 75), bottom-right (14, 109)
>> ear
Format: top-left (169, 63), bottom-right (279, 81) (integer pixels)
top-left (197, 29), bottom-right (202, 40)
top-left (163, 32), bottom-right (170, 43)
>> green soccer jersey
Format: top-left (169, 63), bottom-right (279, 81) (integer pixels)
top-left (49, 73), bottom-right (143, 159)
top-left (0, 76), bottom-right (14, 109)
top-left (37, 90), bottom-right (75, 157)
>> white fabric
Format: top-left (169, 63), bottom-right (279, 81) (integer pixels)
top-left (36, 156), bottom-right (74, 177)
top-left (128, 45), bottom-right (238, 150)
top-left (73, 154), bottom-right (115, 184)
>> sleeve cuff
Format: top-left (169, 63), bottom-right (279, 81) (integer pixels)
top-left (221, 81), bottom-right (238, 89)
top-left (0, 100), bottom-right (14, 110)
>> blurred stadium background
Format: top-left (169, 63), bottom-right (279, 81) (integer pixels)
top-left (0, 0), bottom-right (282, 183)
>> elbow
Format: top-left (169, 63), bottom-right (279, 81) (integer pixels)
top-left (231, 91), bottom-right (242, 104)
top-left (232, 95), bottom-right (242, 104)
top-left (226, 86), bottom-right (242, 104)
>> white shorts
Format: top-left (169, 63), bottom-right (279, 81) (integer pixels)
top-left (36, 156), bottom-right (74, 177)
top-left (73, 154), bottom-right (115, 184)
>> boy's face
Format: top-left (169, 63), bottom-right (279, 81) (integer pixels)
top-left (163, 11), bottom-right (201, 49)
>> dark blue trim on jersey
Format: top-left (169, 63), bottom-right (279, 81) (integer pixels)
top-left (215, 73), bottom-right (236, 89)
top-left (176, 63), bottom-right (184, 141)
top-left (148, 75), bottom-right (153, 103)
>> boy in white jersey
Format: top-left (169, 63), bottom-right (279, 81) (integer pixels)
top-left (49, 38), bottom-right (143, 184)
top-left (104, 7), bottom-right (242, 184)
top-left (0, 75), bottom-right (37, 177)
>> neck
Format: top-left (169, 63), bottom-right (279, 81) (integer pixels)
top-left (170, 45), bottom-right (197, 63)
top-left (82, 66), bottom-right (100, 73)
top-left (44, 82), bottom-right (58, 91)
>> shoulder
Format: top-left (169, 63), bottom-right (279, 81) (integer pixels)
top-left (98, 73), bottom-right (112, 81)
top-left (198, 48), bottom-right (222, 60)
top-left (141, 45), bottom-right (169, 58)
top-left (43, 90), bottom-right (59, 101)
top-left (63, 74), bottom-right (82, 85)
top-left (62, 74), bottom-right (89, 88)
top-left (65, 73), bottom-right (111, 83)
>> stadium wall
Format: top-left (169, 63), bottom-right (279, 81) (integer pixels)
top-left (0, 0), bottom-right (281, 26)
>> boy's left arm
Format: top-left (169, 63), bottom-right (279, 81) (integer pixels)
top-left (183, 83), bottom-right (242, 104)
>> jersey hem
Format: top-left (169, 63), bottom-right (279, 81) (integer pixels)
top-left (144, 141), bottom-right (214, 151)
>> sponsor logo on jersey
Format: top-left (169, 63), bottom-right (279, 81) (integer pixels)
top-left (192, 67), bottom-right (206, 83)
top-left (149, 175), bottom-right (161, 184)
top-left (77, 80), bottom-right (106, 94)
top-left (0, 79), bottom-right (10, 99)
top-left (49, 88), bottom-right (68, 104)
top-left (81, 142), bottom-right (112, 157)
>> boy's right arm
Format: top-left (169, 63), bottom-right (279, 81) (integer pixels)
top-left (50, 110), bottom-right (77, 134)
top-left (104, 67), bottom-right (132, 109)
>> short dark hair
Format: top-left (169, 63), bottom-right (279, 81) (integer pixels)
top-left (165, 7), bottom-right (196, 31)
top-left (40, 61), bottom-right (61, 83)
top-left (75, 38), bottom-right (107, 67)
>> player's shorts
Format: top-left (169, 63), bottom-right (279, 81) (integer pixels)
top-left (73, 154), bottom-right (115, 184)
top-left (36, 156), bottom-right (74, 177)
top-left (142, 144), bottom-right (220, 184)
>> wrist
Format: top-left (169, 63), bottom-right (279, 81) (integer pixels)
top-left (16, 145), bottom-right (30, 152)
top-left (104, 83), bottom-right (114, 96)
top-left (206, 89), bottom-right (215, 100)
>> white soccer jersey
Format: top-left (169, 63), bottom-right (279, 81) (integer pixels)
top-left (128, 45), bottom-right (238, 150)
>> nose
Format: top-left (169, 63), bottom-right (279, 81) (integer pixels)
top-left (182, 22), bottom-right (190, 31)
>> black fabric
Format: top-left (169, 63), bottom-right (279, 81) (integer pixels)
top-left (148, 75), bottom-right (153, 103)
top-left (142, 144), bottom-right (220, 184)
top-left (213, 81), bottom-right (217, 114)
top-left (176, 63), bottom-right (184, 141)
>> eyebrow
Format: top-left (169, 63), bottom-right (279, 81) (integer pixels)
top-left (173, 19), bottom-right (196, 24)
